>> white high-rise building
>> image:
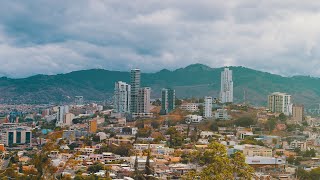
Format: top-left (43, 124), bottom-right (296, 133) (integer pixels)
top-left (130, 69), bottom-right (141, 113)
top-left (204, 96), bottom-right (213, 118)
top-left (138, 87), bottom-right (151, 113)
top-left (220, 68), bottom-right (233, 103)
top-left (268, 92), bottom-right (292, 116)
top-left (56, 105), bottom-right (69, 127)
top-left (114, 81), bottom-right (131, 113)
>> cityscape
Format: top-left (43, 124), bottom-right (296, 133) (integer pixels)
top-left (2, 1), bottom-right (320, 180)
top-left (0, 66), bottom-right (320, 180)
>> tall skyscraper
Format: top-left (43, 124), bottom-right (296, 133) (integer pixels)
top-left (130, 69), bottom-right (141, 113)
top-left (138, 87), bottom-right (151, 113)
top-left (114, 81), bottom-right (131, 113)
top-left (220, 68), bottom-right (233, 103)
top-left (204, 96), bottom-right (213, 118)
top-left (268, 92), bottom-right (292, 116)
top-left (161, 88), bottom-right (175, 115)
top-left (292, 104), bottom-right (304, 122)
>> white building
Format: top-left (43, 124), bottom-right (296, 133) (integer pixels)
top-left (56, 105), bottom-right (69, 127)
top-left (129, 156), bottom-right (154, 171)
top-left (215, 109), bottom-right (230, 120)
top-left (204, 96), bottom-right (213, 118)
top-left (246, 156), bottom-right (286, 166)
top-left (180, 103), bottom-right (199, 112)
top-left (114, 81), bottom-right (131, 113)
top-left (138, 87), bottom-right (151, 113)
top-left (268, 92), bottom-right (292, 116)
top-left (185, 115), bottom-right (203, 123)
top-left (220, 68), bottom-right (233, 103)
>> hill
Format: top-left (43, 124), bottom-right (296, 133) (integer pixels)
top-left (0, 64), bottom-right (320, 108)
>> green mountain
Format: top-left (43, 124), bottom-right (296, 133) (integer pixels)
top-left (0, 64), bottom-right (320, 108)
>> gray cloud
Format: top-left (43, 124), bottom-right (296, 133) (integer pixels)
top-left (1, 0), bottom-right (320, 77)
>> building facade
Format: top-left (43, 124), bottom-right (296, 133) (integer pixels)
top-left (268, 92), bottom-right (292, 116)
top-left (89, 119), bottom-right (97, 133)
top-left (204, 96), bottom-right (213, 118)
top-left (220, 68), bottom-right (233, 103)
top-left (214, 109), bottom-right (230, 120)
top-left (56, 105), bottom-right (69, 127)
top-left (292, 104), bottom-right (304, 122)
top-left (114, 81), bottom-right (131, 113)
top-left (180, 103), bottom-right (199, 112)
top-left (138, 87), bottom-right (151, 113)
top-left (0, 124), bottom-right (32, 146)
top-left (161, 88), bottom-right (175, 115)
top-left (130, 69), bottom-right (141, 113)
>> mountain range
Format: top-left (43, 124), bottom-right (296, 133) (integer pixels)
top-left (0, 64), bottom-right (320, 108)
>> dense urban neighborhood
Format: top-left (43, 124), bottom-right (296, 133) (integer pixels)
top-left (0, 67), bottom-right (320, 180)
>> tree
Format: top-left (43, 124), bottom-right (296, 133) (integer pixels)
top-left (199, 142), bottom-right (233, 180)
top-left (175, 98), bottom-right (182, 106)
top-left (151, 121), bottom-right (160, 129)
top-left (287, 155), bottom-right (295, 165)
top-left (145, 148), bottom-right (153, 176)
top-left (267, 118), bottom-right (277, 132)
top-left (87, 163), bottom-right (104, 173)
top-left (231, 152), bottom-right (254, 179)
top-left (198, 142), bottom-right (253, 180)
top-left (296, 168), bottom-right (310, 179)
top-left (235, 117), bottom-right (255, 127)
top-left (278, 113), bottom-right (287, 122)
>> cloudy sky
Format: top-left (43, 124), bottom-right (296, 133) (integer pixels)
top-left (1, 0), bottom-right (320, 77)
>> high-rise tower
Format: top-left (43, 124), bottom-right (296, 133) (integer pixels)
top-left (161, 88), bottom-right (175, 115)
top-left (220, 68), bottom-right (233, 103)
top-left (130, 69), bottom-right (141, 113)
top-left (114, 81), bottom-right (131, 113)
top-left (204, 96), bottom-right (213, 118)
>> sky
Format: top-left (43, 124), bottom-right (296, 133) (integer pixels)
top-left (1, 0), bottom-right (320, 78)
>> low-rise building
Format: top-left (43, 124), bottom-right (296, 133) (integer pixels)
top-left (243, 146), bottom-right (273, 157)
top-left (290, 140), bottom-right (307, 151)
top-left (214, 109), bottom-right (230, 120)
top-left (185, 115), bottom-right (203, 123)
top-left (180, 103), bottom-right (199, 112)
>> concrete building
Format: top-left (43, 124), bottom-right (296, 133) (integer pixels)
top-left (138, 87), bottom-right (151, 113)
top-left (268, 92), bottom-right (292, 116)
top-left (204, 96), bottom-right (213, 118)
top-left (180, 103), bottom-right (198, 112)
top-left (215, 109), bottom-right (230, 120)
top-left (130, 69), bottom-right (141, 113)
top-left (292, 104), bottom-right (304, 122)
top-left (185, 115), bottom-right (203, 123)
top-left (243, 146), bottom-right (273, 157)
top-left (129, 156), bottom-right (154, 171)
top-left (290, 140), bottom-right (307, 151)
top-left (56, 105), bottom-right (69, 127)
top-left (89, 119), bottom-right (97, 133)
top-left (161, 88), bottom-right (175, 115)
top-left (220, 68), bottom-right (233, 103)
top-left (64, 113), bottom-right (75, 126)
top-left (0, 124), bottom-right (32, 146)
top-left (114, 81), bottom-right (131, 113)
